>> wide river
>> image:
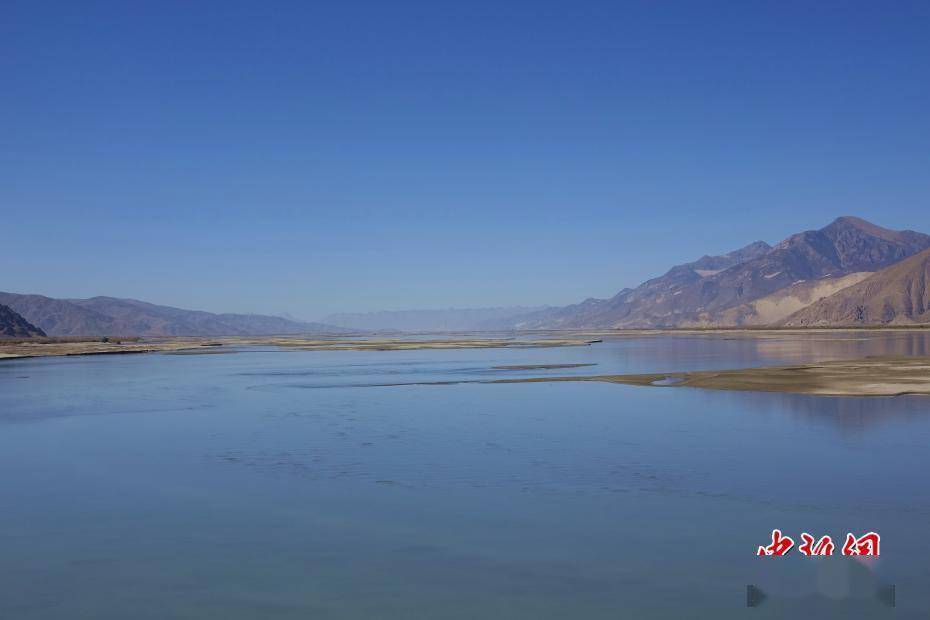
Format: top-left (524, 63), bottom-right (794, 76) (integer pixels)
top-left (2, 332), bottom-right (930, 618)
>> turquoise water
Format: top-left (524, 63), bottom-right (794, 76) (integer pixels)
top-left (2, 333), bottom-right (930, 618)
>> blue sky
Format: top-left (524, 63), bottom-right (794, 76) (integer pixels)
top-left (3, 1), bottom-right (929, 318)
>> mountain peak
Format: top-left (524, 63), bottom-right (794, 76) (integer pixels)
top-left (825, 216), bottom-right (906, 241)
top-left (832, 215), bottom-right (874, 227)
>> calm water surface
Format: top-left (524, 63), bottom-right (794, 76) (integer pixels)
top-left (2, 333), bottom-right (930, 618)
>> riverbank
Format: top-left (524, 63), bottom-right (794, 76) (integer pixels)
top-left (0, 335), bottom-right (599, 360)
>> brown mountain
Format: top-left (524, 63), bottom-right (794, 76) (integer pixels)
top-left (510, 217), bottom-right (930, 329)
top-left (0, 304), bottom-right (46, 338)
top-left (0, 292), bottom-right (350, 337)
top-left (0, 293), bottom-right (120, 336)
top-left (781, 248), bottom-right (930, 326)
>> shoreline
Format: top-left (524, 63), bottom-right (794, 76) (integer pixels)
top-left (0, 335), bottom-right (599, 360)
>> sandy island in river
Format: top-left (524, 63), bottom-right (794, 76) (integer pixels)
top-left (5, 333), bottom-right (930, 397)
top-left (0, 336), bottom-right (599, 360)
top-left (320, 356), bottom-right (930, 397)
top-left (492, 363), bottom-right (597, 370)
top-left (483, 356), bottom-right (930, 397)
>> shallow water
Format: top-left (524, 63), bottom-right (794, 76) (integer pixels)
top-left (2, 333), bottom-right (930, 618)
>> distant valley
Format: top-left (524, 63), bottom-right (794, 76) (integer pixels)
top-left (323, 306), bottom-right (549, 332)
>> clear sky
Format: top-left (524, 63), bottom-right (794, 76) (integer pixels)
top-left (3, 1), bottom-right (929, 318)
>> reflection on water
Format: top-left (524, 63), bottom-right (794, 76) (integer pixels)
top-left (604, 330), bottom-right (930, 370)
top-left (748, 331), bottom-right (930, 362)
top-left (1, 333), bottom-right (929, 619)
top-left (723, 390), bottom-right (930, 434)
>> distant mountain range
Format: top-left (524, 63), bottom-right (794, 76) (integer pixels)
top-left (504, 216), bottom-right (930, 329)
top-left (322, 306), bottom-right (549, 332)
top-left (0, 293), bottom-right (349, 337)
top-left (8, 216), bottom-right (929, 337)
top-left (0, 304), bottom-right (45, 338)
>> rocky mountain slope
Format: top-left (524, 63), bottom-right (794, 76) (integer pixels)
top-left (510, 240), bottom-right (773, 329)
top-left (0, 304), bottom-right (46, 338)
top-left (716, 272), bottom-right (873, 326)
top-left (0, 293), bottom-right (348, 337)
top-left (509, 217), bottom-right (930, 329)
top-left (781, 248), bottom-right (930, 326)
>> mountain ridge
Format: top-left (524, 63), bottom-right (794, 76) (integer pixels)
top-left (507, 216), bottom-right (930, 329)
top-left (0, 292), bottom-right (350, 337)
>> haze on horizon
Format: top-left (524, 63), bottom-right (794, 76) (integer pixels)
top-left (4, 1), bottom-right (929, 319)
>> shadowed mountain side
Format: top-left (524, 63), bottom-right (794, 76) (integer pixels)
top-left (0, 304), bottom-right (45, 338)
top-left (0, 292), bottom-right (118, 336)
top-left (781, 248), bottom-right (930, 326)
